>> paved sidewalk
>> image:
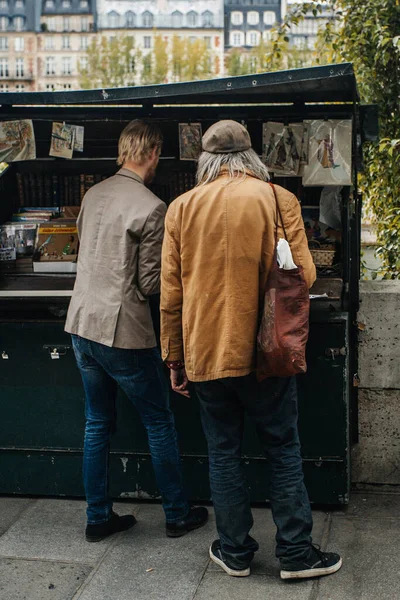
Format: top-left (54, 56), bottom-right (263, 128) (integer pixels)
top-left (0, 492), bottom-right (399, 600)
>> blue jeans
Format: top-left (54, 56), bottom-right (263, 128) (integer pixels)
top-left (71, 335), bottom-right (189, 525)
top-left (195, 375), bottom-right (313, 569)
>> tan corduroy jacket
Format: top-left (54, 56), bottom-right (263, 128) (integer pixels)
top-left (160, 171), bottom-right (316, 382)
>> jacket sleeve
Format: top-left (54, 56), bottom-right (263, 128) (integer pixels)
top-left (280, 192), bottom-right (316, 289)
top-left (160, 202), bottom-right (184, 363)
top-left (138, 202), bottom-right (167, 297)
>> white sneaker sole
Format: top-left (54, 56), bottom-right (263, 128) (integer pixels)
top-left (280, 557), bottom-right (343, 580)
top-left (209, 546), bottom-right (251, 577)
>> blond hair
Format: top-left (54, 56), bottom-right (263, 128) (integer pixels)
top-left (196, 148), bottom-right (270, 186)
top-left (117, 120), bottom-right (163, 166)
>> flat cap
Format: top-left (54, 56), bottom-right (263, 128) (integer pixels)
top-left (202, 120), bottom-right (251, 154)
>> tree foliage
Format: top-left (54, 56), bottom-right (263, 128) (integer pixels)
top-left (79, 35), bottom-right (139, 89)
top-left (269, 1), bottom-right (400, 278)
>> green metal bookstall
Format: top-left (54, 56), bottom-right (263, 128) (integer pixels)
top-left (0, 64), bottom-right (378, 504)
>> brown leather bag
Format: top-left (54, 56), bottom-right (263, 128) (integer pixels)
top-left (256, 184), bottom-right (310, 381)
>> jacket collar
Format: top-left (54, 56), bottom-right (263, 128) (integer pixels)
top-left (218, 165), bottom-right (259, 180)
top-left (117, 168), bottom-right (144, 185)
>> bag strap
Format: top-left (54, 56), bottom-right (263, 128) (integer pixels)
top-left (268, 182), bottom-right (288, 241)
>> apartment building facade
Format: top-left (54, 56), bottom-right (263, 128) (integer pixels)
top-left (224, 0), bottom-right (281, 50)
top-left (96, 0), bottom-right (225, 82)
top-left (37, 0), bottom-right (96, 91)
top-left (0, 0), bottom-right (40, 93)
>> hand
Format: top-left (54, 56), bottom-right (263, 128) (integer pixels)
top-left (170, 368), bottom-right (190, 398)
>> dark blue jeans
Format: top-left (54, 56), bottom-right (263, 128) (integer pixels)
top-left (195, 374), bottom-right (313, 569)
top-left (71, 335), bottom-right (189, 525)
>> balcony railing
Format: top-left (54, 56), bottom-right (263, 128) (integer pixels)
top-left (0, 71), bottom-right (34, 80)
top-left (97, 13), bottom-right (224, 30)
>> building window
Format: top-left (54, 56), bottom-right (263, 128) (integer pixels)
top-left (0, 57), bottom-right (9, 77)
top-left (15, 0), bottom-right (24, 8)
top-left (80, 36), bottom-right (88, 50)
top-left (45, 56), bottom-right (55, 75)
top-left (108, 11), bottom-right (119, 28)
top-left (45, 36), bottom-right (54, 50)
top-left (187, 11), bottom-right (198, 27)
top-left (171, 11), bottom-right (182, 28)
top-left (0, 83), bottom-right (9, 91)
top-left (63, 17), bottom-right (70, 31)
top-left (81, 16), bottom-right (88, 31)
top-left (247, 11), bottom-right (259, 25)
top-left (46, 83), bottom-right (55, 91)
top-left (14, 16), bottom-right (24, 31)
top-left (80, 56), bottom-right (88, 71)
top-left (0, 0), bottom-right (7, 8)
top-left (15, 58), bottom-right (24, 77)
top-left (45, 0), bottom-right (55, 8)
top-left (143, 36), bottom-right (151, 49)
top-left (202, 11), bottom-right (213, 27)
top-left (189, 36), bottom-right (196, 44)
top-left (15, 37), bottom-right (24, 53)
top-left (231, 31), bottom-right (244, 47)
top-left (0, 37), bottom-right (8, 50)
top-left (47, 17), bottom-right (56, 31)
top-left (142, 11), bottom-right (153, 28)
top-left (62, 0), bottom-right (71, 8)
top-left (62, 56), bottom-right (72, 75)
top-left (204, 36), bottom-right (211, 49)
top-left (263, 11), bottom-right (276, 25)
top-left (63, 83), bottom-right (72, 89)
top-left (0, 17), bottom-right (8, 31)
top-left (15, 83), bottom-right (25, 91)
top-left (62, 35), bottom-right (70, 49)
top-left (248, 31), bottom-right (259, 46)
top-left (126, 11), bottom-right (135, 27)
top-left (80, 0), bottom-right (89, 8)
top-left (231, 12), bottom-right (243, 26)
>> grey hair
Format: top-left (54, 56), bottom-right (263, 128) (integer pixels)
top-left (196, 148), bottom-right (270, 186)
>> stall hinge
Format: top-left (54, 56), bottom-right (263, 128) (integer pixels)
top-left (43, 345), bottom-right (71, 360)
top-left (325, 347), bottom-right (347, 360)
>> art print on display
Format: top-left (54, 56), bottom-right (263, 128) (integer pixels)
top-left (0, 120), bottom-right (36, 162)
top-left (179, 123), bottom-right (202, 161)
top-left (73, 125), bottom-right (84, 152)
top-left (262, 122), bottom-right (303, 176)
top-left (49, 122), bottom-right (76, 159)
top-left (302, 120), bottom-right (352, 186)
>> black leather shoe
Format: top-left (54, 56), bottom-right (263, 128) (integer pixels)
top-left (166, 506), bottom-right (208, 538)
top-left (86, 511), bottom-right (137, 542)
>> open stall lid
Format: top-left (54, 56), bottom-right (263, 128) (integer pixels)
top-left (0, 63), bottom-right (359, 107)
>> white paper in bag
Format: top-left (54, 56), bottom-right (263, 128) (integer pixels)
top-left (277, 238), bottom-right (297, 270)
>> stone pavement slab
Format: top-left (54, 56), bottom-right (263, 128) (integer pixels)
top-left (75, 503), bottom-right (216, 600)
top-left (207, 508), bottom-right (329, 577)
top-left (0, 497), bottom-right (34, 536)
top-left (0, 557), bottom-right (91, 600)
top-left (0, 499), bottom-right (138, 565)
top-left (333, 491), bottom-right (400, 520)
top-left (317, 514), bottom-right (400, 600)
top-left (193, 572), bottom-right (313, 600)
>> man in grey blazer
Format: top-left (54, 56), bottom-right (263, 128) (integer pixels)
top-left (66, 120), bottom-right (207, 542)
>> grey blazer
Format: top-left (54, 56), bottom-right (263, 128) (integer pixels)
top-left (65, 168), bottom-right (166, 349)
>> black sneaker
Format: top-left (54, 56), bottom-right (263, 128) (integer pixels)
top-left (280, 544), bottom-right (342, 580)
top-left (209, 540), bottom-right (251, 577)
top-left (166, 506), bottom-right (208, 538)
top-left (86, 511), bottom-right (137, 542)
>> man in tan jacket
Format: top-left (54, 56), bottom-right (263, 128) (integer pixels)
top-left (160, 120), bottom-right (341, 580)
top-left (66, 120), bottom-right (207, 542)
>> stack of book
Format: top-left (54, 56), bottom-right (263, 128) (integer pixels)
top-left (15, 173), bottom-right (108, 207)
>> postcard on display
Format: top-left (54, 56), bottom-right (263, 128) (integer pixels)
top-left (72, 125), bottom-right (84, 152)
top-left (179, 123), bottom-right (202, 161)
top-left (49, 122), bottom-right (76, 159)
top-left (0, 120), bottom-right (36, 162)
top-left (262, 122), bottom-right (303, 176)
top-left (300, 122), bottom-right (310, 165)
top-left (302, 120), bottom-right (352, 186)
